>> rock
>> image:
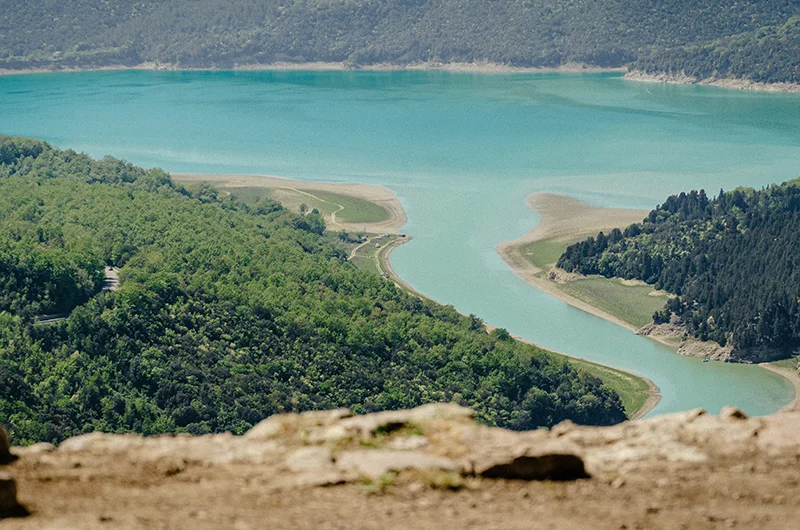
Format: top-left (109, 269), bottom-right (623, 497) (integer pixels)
top-left (386, 436), bottom-right (428, 450)
top-left (757, 412), bottom-right (800, 453)
top-left (285, 447), bottom-right (334, 474)
top-left (59, 432), bottom-right (143, 453)
top-left (334, 403), bottom-right (475, 440)
top-left (12, 442), bottom-right (56, 457)
top-left (246, 408), bottom-right (353, 441)
top-left (279, 447), bottom-right (343, 488)
top-left (719, 406), bottom-right (748, 420)
top-left (477, 451), bottom-right (589, 481)
top-left (0, 472), bottom-right (27, 517)
top-left (335, 450), bottom-right (460, 480)
top-left (551, 420), bottom-right (576, 437)
top-left (0, 425), bottom-right (16, 465)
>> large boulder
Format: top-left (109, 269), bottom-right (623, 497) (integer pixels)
top-left (0, 472), bottom-right (27, 517)
top-left (0, 425), bottom-right (16, 465)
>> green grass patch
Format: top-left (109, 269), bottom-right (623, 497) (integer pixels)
top-left (266, 189), bottom-right (340, 216)
top-left (522, 239), bottom-right (568, 269)
top-left (558, 277), bottom-right (668, 329)
top-left (770, 355), bottom-right (800, 370)
top-left (213, 184), bottom-right (388, 224)
top-left (217, 186), bottom-right (267, 205)
top-left (568, 358), bottom-right (652, 417)
top-left (311, 191), bottom-right (389, 224)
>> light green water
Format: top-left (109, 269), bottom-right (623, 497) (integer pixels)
top-left (1, 70), bottom-right (797, 416)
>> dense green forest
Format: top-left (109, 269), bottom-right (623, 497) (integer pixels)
top-left (558, 181), bottom-right (800, 361)
top-left (0, 136), bottom-right (625, 445)
top-left (1, 1), bottom-right (799, 84)
top-left (633, 16), bottom-right (800, 84)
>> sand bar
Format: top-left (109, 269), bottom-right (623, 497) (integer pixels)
top-left (496, 193), bottom-right (650, 334)
top-left (173, 173), bottom-right (407, 234)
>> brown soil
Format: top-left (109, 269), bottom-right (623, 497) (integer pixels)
top-left (4, 404), bottom-right (800, 529)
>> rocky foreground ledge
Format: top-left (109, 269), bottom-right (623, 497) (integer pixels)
top-left (2, 403), bottom-right (799, 529)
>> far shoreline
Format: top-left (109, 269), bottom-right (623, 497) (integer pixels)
top-left (172, 173), bottom-right (407, 235)
top-left (0, 60), bottom-right (626, 77)
top-left (3, 61), bottom-right (799, 94)
top-left (759, 364), bottom-right (800, 413)
top-left (495, 193), bottom-right (655, 339)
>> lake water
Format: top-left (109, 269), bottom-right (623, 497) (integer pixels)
top-left (1, 70), bottom-right (797, 416)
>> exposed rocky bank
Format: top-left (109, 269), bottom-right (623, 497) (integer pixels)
top-left (2, 402), bottom-right (799, 529)
top-left (624, 70), bottom-right (800, 93)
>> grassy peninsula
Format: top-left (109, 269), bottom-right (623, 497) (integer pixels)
top-left (559, 182), bottom-right (800, 364)
top-left (497, 194), bottom-right (657, 334)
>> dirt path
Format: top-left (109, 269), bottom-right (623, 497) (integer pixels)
top-left (173, 173), bottom-right (407, 234)
top-left (36, 267), bottom-right (120, 325)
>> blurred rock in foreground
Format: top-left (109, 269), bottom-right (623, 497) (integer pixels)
top-left (2, 403), bottom-right (799, 529)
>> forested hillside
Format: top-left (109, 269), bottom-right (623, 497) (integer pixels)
top-left (633, 16), bottom-right (800, 84)
top-left (1, 1), bottom-right (799, 84)
top-left (558, 181), bottom-right (800, 361)
top-left (0, 136), bottom-right (625, 445)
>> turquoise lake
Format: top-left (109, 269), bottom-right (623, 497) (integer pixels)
top-left (1, 70), bottom-right (798, 416)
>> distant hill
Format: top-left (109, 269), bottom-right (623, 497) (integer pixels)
top-left (1, 1), bottom-right (799, 84)
top-left (559, 179), bottom-right (800, 362)
top-left (0, 136), bottom-right (624, 445)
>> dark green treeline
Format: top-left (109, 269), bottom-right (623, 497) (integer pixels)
top-left (559, 180), bottom-right (800, 361)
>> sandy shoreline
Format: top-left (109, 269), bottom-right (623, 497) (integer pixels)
top-left (496, 193), bottom-right (652, 336)
top-left (624, 70), bottom-right (800, 93)
top-left (173, 173), bottom-right (407, 235)
top-left (759, 363), bottom-right (800, 412)
top-left (0, 61), bottom-right (626, 76)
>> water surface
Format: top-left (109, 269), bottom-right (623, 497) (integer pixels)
top-left (1, 70), bottom-right (797, 416)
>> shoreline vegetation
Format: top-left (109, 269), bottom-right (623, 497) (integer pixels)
top-left (497, 192), bottom-right (800, 408)
top-left (2, 61), bottom-right (799, 93)
top-left (200, 174), bottom-right (660, 419)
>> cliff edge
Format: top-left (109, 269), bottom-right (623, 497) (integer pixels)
top-left (2, 402), bottom-right (799, 529)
